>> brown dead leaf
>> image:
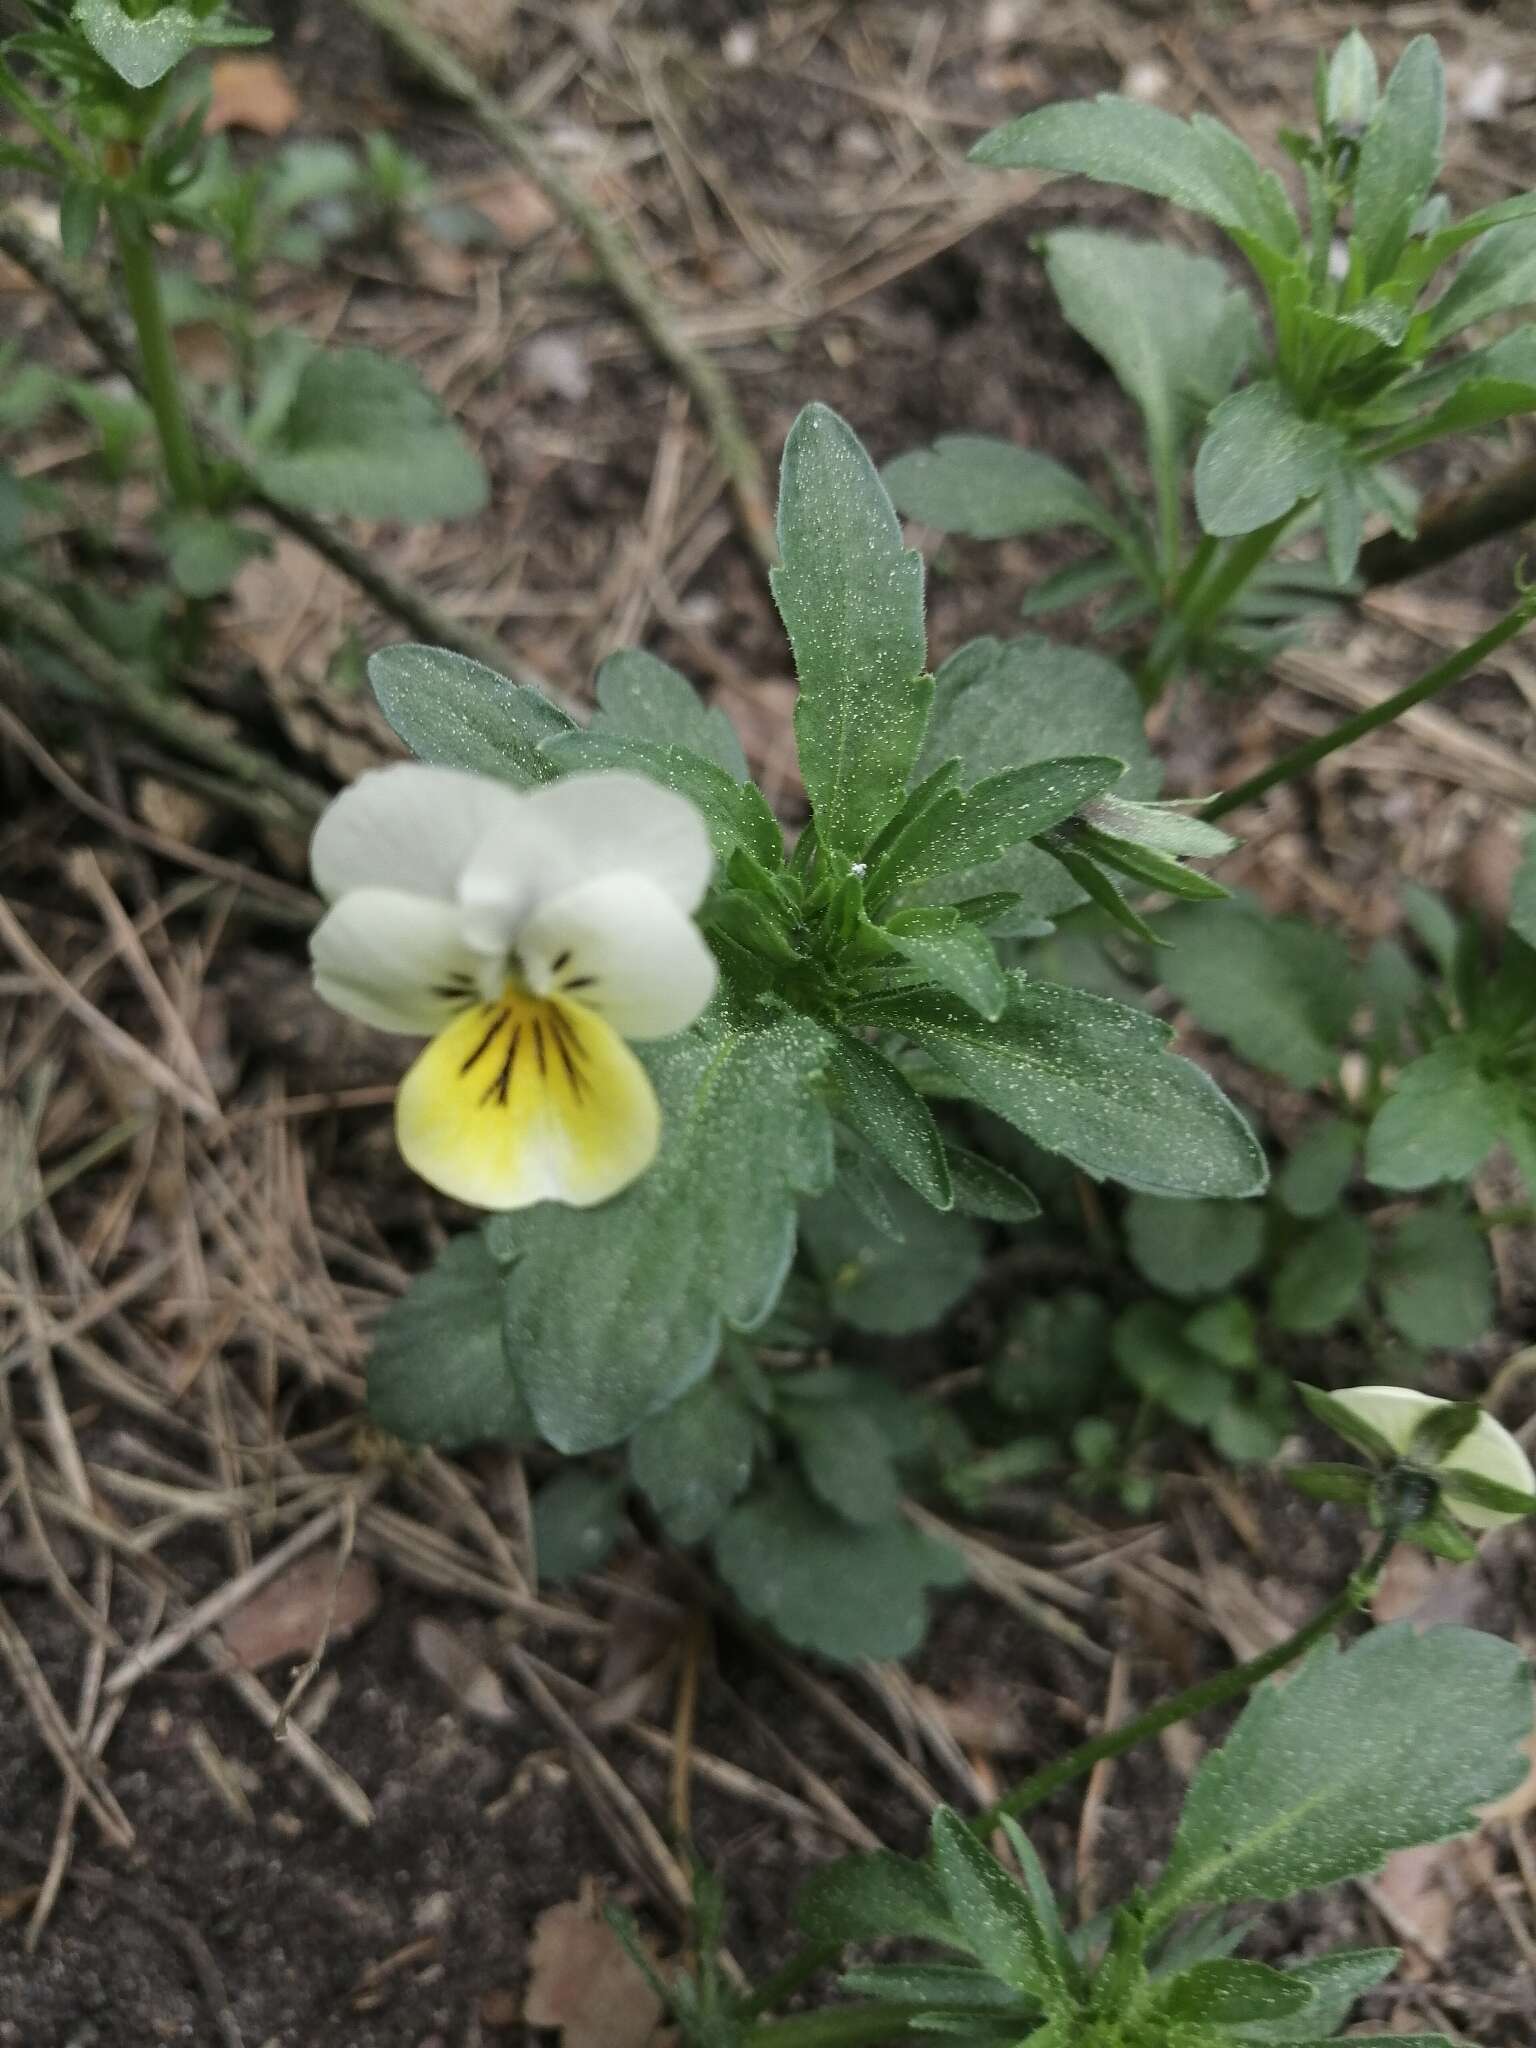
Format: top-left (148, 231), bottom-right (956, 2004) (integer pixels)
top-left (910, 1682), bottom-right (1029, 1756)
top-left (1480, 1719), bottom-right (1536, 1824)
top-left (410, 1616), bottom-right (515, 1725)
top-left (205, 56), bottom-right (300, 136)
top-left (524, 1894), bottom-right (664, 2048)
top-left (1372, 1839), bottom-right (1463, 1968)
top-left (221, 1555), bottom-right (380, 1671)
top-left (466, 171), bottom-right (558, 248)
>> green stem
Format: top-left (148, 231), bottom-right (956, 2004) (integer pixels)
top-left (1202, 591), bottom-right (1536, 823)
top-left (743, 1944), bottom-right (842, 2020)
top-left (0, 61), bottom-right (93, 178)
top-left (1182, 512), bottom-right (1297, 633)
top-left (107, 200), bottom-right (204, 508)
top-left (747, 2004), bottom-right (926, 2048)
top-left (968, 1530), bottom-right (1396, 1837)
top-left (1137, 518), bottom-right (1292, 699)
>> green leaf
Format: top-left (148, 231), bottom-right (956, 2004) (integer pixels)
top-left (801, 1172), bottom-right (983, 1337)
top-left (992, 1291), bottom-right (1113, 1419)
top-left (367, 1232), bottom-right (530, 1449)
top-left (592, 648), bottom-right (748, 779)
top-left (1270, 1212), bottom-right (1371, 1333)
top-left (929, 1809), bottom-right (1070, 2005)
top-left (1195, 383), bottom-right (1347, 537)
top-left (544, 728), bottom-right (781, 869)
top-left (1352, 37), bottom-right (1446, 285)
top-left (971, 97), bottom-right (1300, 252)
top-left (914, 637), bottom-right (1155, 931)
top-left (1156, 901), bottom-right (1356, 1089)
top-left (1042, 231), bottom-right (1254, 481)
top-left (1379, 1202), bottom-right (1494, 1349)
top-left (859, 974), bottom-right (1266, 1198)
top-left (1435, 1467), bottom-right (1536, 1519)
top-left (772, 404), bottom-right (930, 855)
top-left (1230, 1948), bottom-right (1398, 2042)
top-left (1019, 556), bottom-right (1133, 617)
top-left (714, 1471), bottom-right (965, 1662)
top-left (1392, 327), bottom-right (1536, 440)
top-left (1113, 1302), bottom-right (1232, 1427)
top-left (1186, 1295), bottom-right (1259, 1369)
top-left (254, 345), bottom-right (487, 523)
top-left (1424, 220), bottom-right (1536, 344)
top-left (1276, 1116), bottom-right (1357, 1219)
top-left (945, 1146), bottom-right (1041, 1223)
top-left (885, 907), bottom-right (1010, 1021)
top-left (627, 1377), bottom-right (756, 1544)
top-left (937, 758), bottom-right (1128, 879)
top-left (1365, 1045), bottom-right (1502, 1190)
top-left (1124, 1194), bottom-right (1266, 1298)
top-left (839, 1965), bottom-right (1029, 2010)
top-left (785, 1401), bottom-right (903, 1527)
top-left (493, 1005), bottom-right (833, 1452)
top-left (884, 436), bottom-right (1118, 540)
top-left (1078, 795), bottom-right (1236, 861)
top-left (1285, 1462), bottom-right (1375, 1508)
top-left (1154, 1959), bottom-right (1313, 2026)
top-left (368, 643), bottom-right (571, 785)
top-left (161, 512), bottom-right (267, 598)
top-left (824, 1030), bottom-right (953, 1209)
top-left (795, 1851), bottom-right (958, 1946)
top-left (74, 0), bottom-right (267, 89)
top-left (532, 1469), bottom-right (627, 1581)
top-left (1153, 1624), bottom-right (1533, 1915)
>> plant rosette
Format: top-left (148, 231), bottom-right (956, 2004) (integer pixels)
top-left (307, 764), bottom-right (717, 1209)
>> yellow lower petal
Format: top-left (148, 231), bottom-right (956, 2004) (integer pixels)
top-left (395, 989), bottom-right (659, 1210)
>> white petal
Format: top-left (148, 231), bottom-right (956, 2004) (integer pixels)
top-left (457, 771), bottom-right (714, 924)
top-left (310, 763), bottom-right (526, 904)
top-left (310, 889), bottom-right (486, 1034)
top-left (519, 873), bottom-right (717, 1038)
top-left (1332, 1384), bottom-right (1536, 1530)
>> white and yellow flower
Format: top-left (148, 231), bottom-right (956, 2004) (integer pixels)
top-left (308, 764), bottom-right (717, 1210)
top-left (1331, 1384), bottom-right (1536, 1529)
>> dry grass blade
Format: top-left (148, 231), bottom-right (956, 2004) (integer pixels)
top-left (0, 1593), bottom-right (133, 1850)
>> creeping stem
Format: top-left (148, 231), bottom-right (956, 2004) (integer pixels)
top-left (741, 1533), bottom-right (1398, 2032)
top-left (1202, 591), bottom-right (1536, 823)
top-left (968, 1529), bottom-right (1396, 1836)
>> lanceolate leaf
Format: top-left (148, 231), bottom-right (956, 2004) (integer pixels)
top-left (1042, 231), bottom-right (1254, 481)
top-left (930, 1809), bottom-right (1070, 2006)
top-left (368, 643), bottom-right (572, 785)
top-left (971, 97), bottom-right (1300, 254)
top-left (592, 649), bottom-right (750, 779)
top-left (824, 1029), bottom-right (953, 1208)
top-left (1156, 902), bottom-right (1356, 1089)
top-left (1424, 220), bottom-right (1536, 344)
top-left (884, 436), bottom-right (1118, 540)
top-left (493, 1004), bottom-right (833, 1451)
top-left (1195, 383), bottom-right (1347, 536)
top-left (795, 1851), bottom-right (958, 1946)
top-left (1352, 36), bottom-right (1446, 285)
top-left (1152, 1624), bottom-right (1532, 1916)
top-left (772, 404), bottom-right (930, 855)
top-left (855, 974), bottom-right (1267, 1198)
top-left (915, 636), bottom-right (1155, 929)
